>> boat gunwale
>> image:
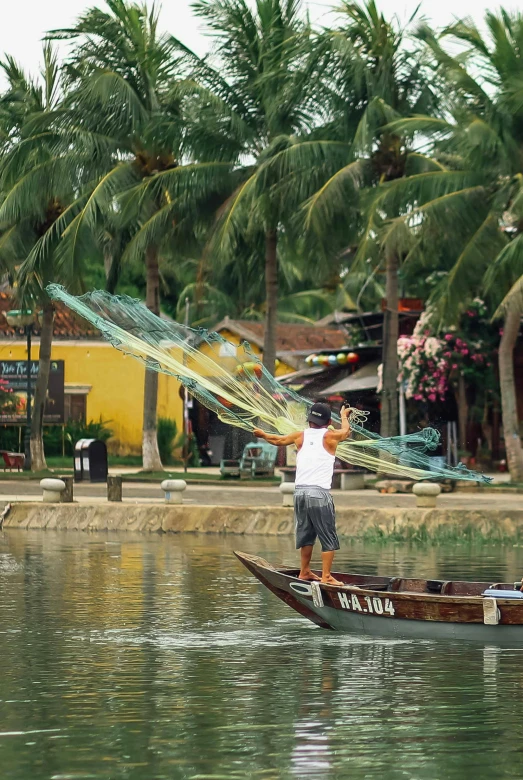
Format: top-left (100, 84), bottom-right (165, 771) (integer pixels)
top-left (278, 571), bottom-right (523, 605)
top-left (235, 553), bottom-right (523, 607)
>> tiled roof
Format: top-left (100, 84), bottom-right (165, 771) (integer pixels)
top-left (217, 318), bottom-right (347, 353)
top-left (0, 293), bottom-right (100, 340)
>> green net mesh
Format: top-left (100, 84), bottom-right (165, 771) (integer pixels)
top-left (47, 285), bottom-right (490, 483)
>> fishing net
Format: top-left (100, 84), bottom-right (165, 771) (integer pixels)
top-left (47, 284), bottom-right (489, 483)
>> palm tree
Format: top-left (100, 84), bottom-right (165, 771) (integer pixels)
top-left (184, 0), bottom-right (340, 374)
top-left (302, 1), bottom-right (439, 437)
top-left (50, 0), bottom-right (233, 470)
top-left (378, 10), bottom-right (523, 478)
top-left (176, 235), bottom-right (347, 327)
top-left (0, 45), bottom-right (89, 470)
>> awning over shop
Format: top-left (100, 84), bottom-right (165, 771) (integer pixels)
top-left (320, 361), bottom-right (380, 395)
top-left (278, 365), bottom-right (328, 391)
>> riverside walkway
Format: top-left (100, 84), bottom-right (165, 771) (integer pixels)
top-left (0, 479), bottom-right (521, 511)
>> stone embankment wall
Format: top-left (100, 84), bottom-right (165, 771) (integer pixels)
top-left (3, 502), bottom-right (523, 541)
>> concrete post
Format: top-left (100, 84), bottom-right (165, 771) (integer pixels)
top-left (40, 478), bottom-right (66, 503)
top-left (341, 472), bottom-right (365, 491)
top-left (412, 482), bottom-right (441, 508)
top-left (59, 475), bottom-right (74, 503)
top-left (161, 479), bottom-right (187, 504)
top-left (279, 482), bottom-right (295, 507)
top-left (107, 475), bottom-right (123, 502)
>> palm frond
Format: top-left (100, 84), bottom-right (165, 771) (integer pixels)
top-left (302, 160), bottom-right (363, 236)
top-left (56, 162), bottom-right (138, 267)
top-left (431, 211), bottom-right (507, 321)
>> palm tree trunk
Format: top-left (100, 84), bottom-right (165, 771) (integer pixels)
top-left (499, 305), bottom-right (523, 481)
top-left (457, 373), bottom-right (469, 452)
top-left (380, 252), bottom-right (399, 438)
top-left (30, 302), bottom-right (54, 471)
top-left (262, 229), bottom-right (278, 375)
top-left (142, 245), bottom-right (163, 471)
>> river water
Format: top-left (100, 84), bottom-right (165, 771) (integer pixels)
top-left (2, 530), bottom-right (523, 780)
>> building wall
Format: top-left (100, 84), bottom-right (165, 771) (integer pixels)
top-left (0, 340), bottom-right (183, 455)
top-left (197, 328), bottom-right (294, 376)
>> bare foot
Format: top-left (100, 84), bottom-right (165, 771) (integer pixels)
top-left (299, 570), bottom-right (321, 581)
top-left (321, 575), bottom-right (344, 586)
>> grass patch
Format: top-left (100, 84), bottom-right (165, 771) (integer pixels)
top-left (344, 523), bottom-right (523, 545)
top-left (0, 468), bottom-right (74, 481)
top-left (46, 455), bottom-right (143, 469)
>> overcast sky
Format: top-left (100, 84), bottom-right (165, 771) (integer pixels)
top-left (0, 0), bottom-right (515, 82)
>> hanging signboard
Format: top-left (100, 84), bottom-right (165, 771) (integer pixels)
top-left (0, 360), bottom-right (65, 424)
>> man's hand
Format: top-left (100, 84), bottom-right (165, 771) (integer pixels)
top-left (253, 428), bottom-right (266, 439)
top-left (340, 405), bottom-right (351, 437)
top-left (325, 406), bottom-right (351, 448)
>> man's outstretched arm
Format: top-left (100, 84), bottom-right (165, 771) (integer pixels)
top-left (253, 428), bottom-right (302, 447)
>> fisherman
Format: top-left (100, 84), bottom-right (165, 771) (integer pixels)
top-left (254, 402), bottom-right (350, 586)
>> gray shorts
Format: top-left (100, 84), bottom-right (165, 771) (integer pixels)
top-left (294, 485), bottom-right (340, 552)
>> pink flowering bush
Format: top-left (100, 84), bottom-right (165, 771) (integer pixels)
top-left (397, 300), bottom-right (496, 403)
top-left (0, 377), bottom-right (16, 414)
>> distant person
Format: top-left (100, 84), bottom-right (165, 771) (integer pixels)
top-left (254, 402), bottom-right (350, 585)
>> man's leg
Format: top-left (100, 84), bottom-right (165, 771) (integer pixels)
top-left (295, 489), bottom-right (319, 580)
top-left (321, 550), bottom-right (342, 586)
top-left (299, 545), bottom-right (320, 581)
top-left (309, 491), bottom-right (342, 585)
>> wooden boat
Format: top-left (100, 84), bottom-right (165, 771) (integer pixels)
top-left (235, 551), bottom-right (523, 644)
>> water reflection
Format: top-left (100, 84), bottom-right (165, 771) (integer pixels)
top-left (1, 530), bottom-right (523, 779)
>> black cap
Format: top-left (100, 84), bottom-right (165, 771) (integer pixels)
top-left (307, 402), bottom-right (331, 426)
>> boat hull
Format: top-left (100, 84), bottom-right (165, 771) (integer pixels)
top-left (235, 551), bottom-right (523, 645)
top-left (299, 599), bottom-right (523, 643)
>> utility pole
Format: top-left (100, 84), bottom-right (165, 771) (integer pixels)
top-left (183, 297), bottom-right (190, 474)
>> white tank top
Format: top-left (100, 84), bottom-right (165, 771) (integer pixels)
top-left (295, 428), bottom-right (335, 489)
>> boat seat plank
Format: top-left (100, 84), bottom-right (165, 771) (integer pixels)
top-left (389, 577), bottom-right (429, 593)
top-left (443, 581), bottom-right (512, 596)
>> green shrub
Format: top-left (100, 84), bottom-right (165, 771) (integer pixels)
top-left (0, 426), bottom-right (24, 451)
top-left (43, 418), bottom-right (113, 457)
top-left (1, 419), bottom-right (113, 457)
top-left (157, 418), bottom-right (201, 466)
top-left (157, 417), bottom-right (180, 464)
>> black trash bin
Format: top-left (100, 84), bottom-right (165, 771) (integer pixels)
top-left (74, 439), bottom-right (108, 483)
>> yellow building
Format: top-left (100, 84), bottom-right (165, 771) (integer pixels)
top-left (0, 294), bottom-right (183, 455)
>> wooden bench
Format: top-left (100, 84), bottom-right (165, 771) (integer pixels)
top-left (221, 442), bottom-right (278, 479)
top-left (1, 450), bottom-right (25, 471)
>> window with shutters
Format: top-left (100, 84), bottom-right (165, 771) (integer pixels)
top-left (64, 394), bottom-right (87, 422)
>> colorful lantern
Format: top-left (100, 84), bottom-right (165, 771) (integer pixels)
top-left (312, 356), bottom-right (321, 366)
top-left (236, 361), bottom-right (262, 378)
top-left (328, 355), bottom-right (338, 365)
top-left (322, 355), bottom-right (330, 366)
top-left (245, 361), bottom-right (262, 377)
top-left (346, 352), bottom-right (359, 364)
top-left (337, 353), bottom-right (348, 365)
top-left (306, 354), bottom-right (316, 366)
